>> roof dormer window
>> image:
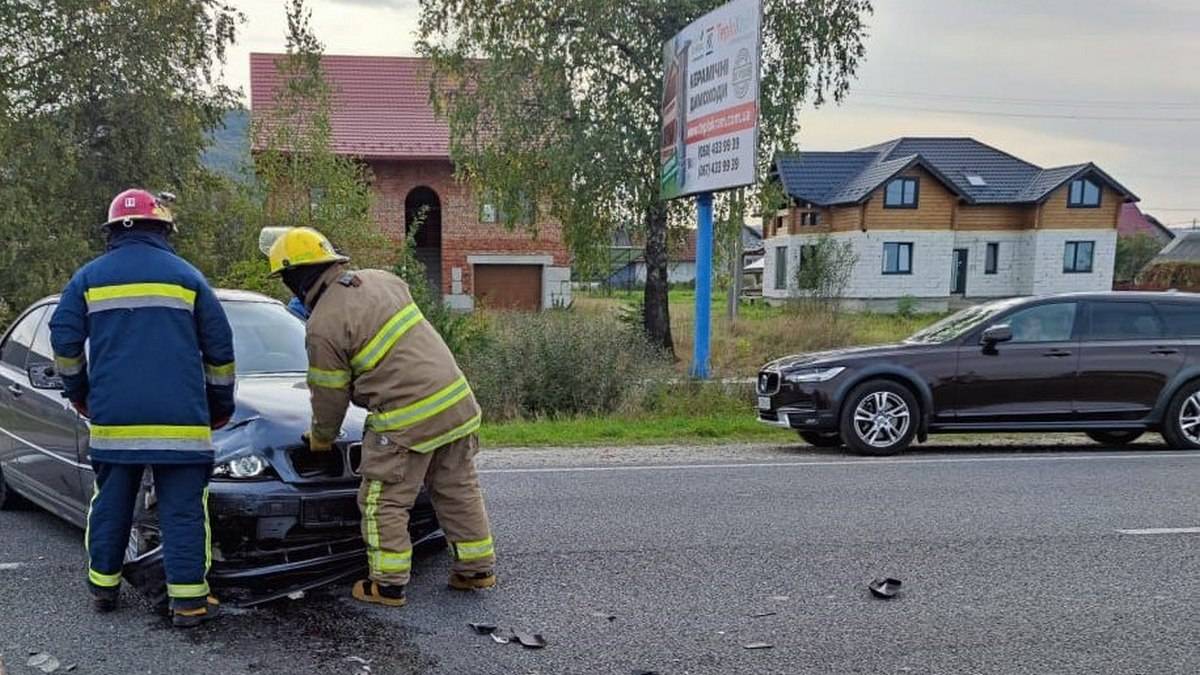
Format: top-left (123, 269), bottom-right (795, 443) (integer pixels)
top-left (1068, 178), bottom-right (1101, 208)
top-left (884, 177), bottom-right (918, 208)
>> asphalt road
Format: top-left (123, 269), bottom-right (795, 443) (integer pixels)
top-left (2, 442), bottom-right (1199, 674)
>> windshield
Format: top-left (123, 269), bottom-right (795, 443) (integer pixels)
top-left (904, 298), bottom-right (1025, 344)
top-left (223, 301), bottom-right (308, 374)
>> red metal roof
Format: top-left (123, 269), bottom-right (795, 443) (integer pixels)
top-left (1119, 203), bottom-right (1176, 242)
top-left (249, 53), bottom-right (449, 159)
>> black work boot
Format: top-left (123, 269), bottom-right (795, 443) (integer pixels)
top-left (448, 570), bottom-right (497, 591)
top-left (351, 579), bottom-right (408, 607)
top-left (171, 595), bottom-right (220, 628)
top-left (88, 582), bottom-right (120, 613)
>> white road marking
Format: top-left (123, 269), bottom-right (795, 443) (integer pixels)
top-left (0, 562), bottom-right (24, 570)
top-left (1116, 527), bottom-right (1200, 535)
top-left (478, 451), bottom-right (1200, 475)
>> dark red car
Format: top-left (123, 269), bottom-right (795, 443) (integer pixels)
top-left (758, 292), bottom-right (1200, 455)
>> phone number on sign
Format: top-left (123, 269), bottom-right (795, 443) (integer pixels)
top-left (698, 156), bottom-right (741, 178)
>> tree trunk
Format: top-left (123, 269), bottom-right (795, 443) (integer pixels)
top-left (642, 201), bottom-right (674, 357)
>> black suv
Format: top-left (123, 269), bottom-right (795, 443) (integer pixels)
top-left (757, 292), bottom-right (1200, 455)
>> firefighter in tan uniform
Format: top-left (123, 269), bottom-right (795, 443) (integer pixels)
top-left (266, 227), bottom-right (495, 607)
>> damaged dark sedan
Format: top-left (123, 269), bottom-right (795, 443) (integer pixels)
top-left (0, 290), bottom-right (442, 605)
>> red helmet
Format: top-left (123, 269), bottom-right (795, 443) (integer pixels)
top-left (104, 189), bottom-right (176, 231)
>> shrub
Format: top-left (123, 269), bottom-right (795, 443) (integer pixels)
top-left (896, 295), bottom-right (918, 318)
top-left (461, 312), bottom-right (668, 421)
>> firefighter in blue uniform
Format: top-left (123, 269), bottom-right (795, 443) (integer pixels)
top-left (49, 189), bottom-right (236, 628)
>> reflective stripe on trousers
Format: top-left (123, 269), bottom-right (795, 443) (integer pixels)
top-left (451, 536), bottom-right (495, 562)
top-left (363, 480), bottom-right (413, 576)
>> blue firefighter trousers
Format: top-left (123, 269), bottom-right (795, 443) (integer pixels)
top-left (86, 462), bottom-right (212, 606)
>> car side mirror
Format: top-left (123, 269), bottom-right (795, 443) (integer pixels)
top-left (980, 324), bottom-right (1013, 345)
top-left (28, 363), bottom-right (64, 390)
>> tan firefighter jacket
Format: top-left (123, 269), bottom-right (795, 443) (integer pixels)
top-left (303, 264), bottom-right (481, 453)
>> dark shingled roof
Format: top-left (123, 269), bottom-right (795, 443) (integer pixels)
top-left (772, 137), bottom-right (1138, 207)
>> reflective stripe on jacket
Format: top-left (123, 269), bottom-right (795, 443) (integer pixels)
top-left (304, 265), bottom-right (480, 453)
top-left (48, 231), bottom-right (236, 464)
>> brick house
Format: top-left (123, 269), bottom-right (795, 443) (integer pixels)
top-left (764, 137), bottom-right (1139, 312)
top-left (249, 53), bottom-right (571, 311)
top-left (1118, 203), bottom-right (1175, 245)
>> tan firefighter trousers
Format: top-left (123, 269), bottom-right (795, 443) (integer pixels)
top-left (357, 431), bottom-right (494, 586)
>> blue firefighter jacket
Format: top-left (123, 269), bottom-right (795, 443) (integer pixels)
top-left (48, 230), bottom-right (236, 465)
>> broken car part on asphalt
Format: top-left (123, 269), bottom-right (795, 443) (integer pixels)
top-left (468, 623), bottom-right (547, 649)
top-left (868, 577), bottom-right (903, 599)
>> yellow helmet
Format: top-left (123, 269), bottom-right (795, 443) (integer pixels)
top-left (264, 227), bottom-right (349, 276)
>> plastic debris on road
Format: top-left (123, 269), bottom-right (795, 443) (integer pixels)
top-left (26, 653), bottom-right (60, 673)
top-left (749, 610), bottom-right (777, 618)
top-left (514, 633), bottom-right (547, 649)
top-left (468, 623), bottom-right (546, 649)
top-left (743, 642), bottom-right (773, 650)
top-left (868, 577), bottom-right (902, 599)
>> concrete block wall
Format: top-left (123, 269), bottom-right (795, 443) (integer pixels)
top-left (762, 227), bottom-right (1116, 311)
top-left (1029, 229), bottom-right (1116, 295)
top-left (950, 231), bottom-right (1031, 298)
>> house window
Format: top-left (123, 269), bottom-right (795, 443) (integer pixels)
top-left (1068, 178), bottom-right (1101, 208)
top-left (884, 178), bottom-right (918, 209)
top-left (882, 242), bottom-right (913, 275)
top-left (774, 247), bottom-right (789, 290)
top-left (985, 242), bottom-right (999, 275)
top-left (800, 211), bottom-right (820, 226)
top-left (1063, 240), bottom-right (1095, 273)
top-left (480, 202), bottom-right (498, 223)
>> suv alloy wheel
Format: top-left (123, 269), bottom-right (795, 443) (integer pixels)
top-left (1163, 381), bottom-right (1200, 450)
top-left (839, 380), bottom-right (918, 456)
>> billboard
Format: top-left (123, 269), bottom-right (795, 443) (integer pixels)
top-left (660, 0), bottom-right (762, 201)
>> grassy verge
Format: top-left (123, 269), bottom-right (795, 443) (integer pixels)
top-left (480, 409), bottom-right (795, 447)
top-left (573, 288), bottom-right (945, 377)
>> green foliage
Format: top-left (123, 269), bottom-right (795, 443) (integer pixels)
top-left (896, 295), bottom-right (918, 318)
top-left (392, 217), bottom-right (489, 358)
top-left (418, 0), bottom-right (872, 349)
top-left (794, 235), bottom-right (858, 303)
top-left (0, 0), bottom-right (240, 313)
top-left (460, 312), bottom-right (669, 421)
top-left (248, 0), bottom-right (395, 284)
top-left (1138, 261), bottom-right (1200, 291)
top-left (1115, 233), bottom-right (1165, 284)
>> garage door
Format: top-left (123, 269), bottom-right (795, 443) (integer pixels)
top-left (474, 265), bottom-right (542, 311)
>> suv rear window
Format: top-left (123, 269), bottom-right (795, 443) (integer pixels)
top-left (1157, 302), bottom-right (1200, 338)
top-left (1086, 301), bottom-right (1163, 340)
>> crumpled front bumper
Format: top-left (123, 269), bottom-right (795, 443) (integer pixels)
top-left (123, 478), bottom-right (443, 607)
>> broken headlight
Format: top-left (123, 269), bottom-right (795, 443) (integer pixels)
top-left (212, 454), bottom-right (267, 479)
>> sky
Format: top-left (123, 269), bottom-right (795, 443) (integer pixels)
top-left (224, 0), bottom-right (1200, 227)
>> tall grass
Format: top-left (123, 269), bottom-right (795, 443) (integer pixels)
top-left (461, 311), bottom-right (670, 421)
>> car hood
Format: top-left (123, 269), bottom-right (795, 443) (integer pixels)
top-left (766, 343), bottom-right (927, 371)
top-left (213, 374), bottom-right (367, 462)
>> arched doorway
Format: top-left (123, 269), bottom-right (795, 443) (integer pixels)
top-left (404, 186), bottom-right (442, 299)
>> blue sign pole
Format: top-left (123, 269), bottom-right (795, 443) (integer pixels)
top-left (690, 191), bottom-right (714, 379)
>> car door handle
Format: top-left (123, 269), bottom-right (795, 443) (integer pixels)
top-left (7, 383), bottom-right (23, 397)
top-left (1151, 348), bottom-right (1180, 355)
top-left (1042, 349), bottom-right (1072, 358)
